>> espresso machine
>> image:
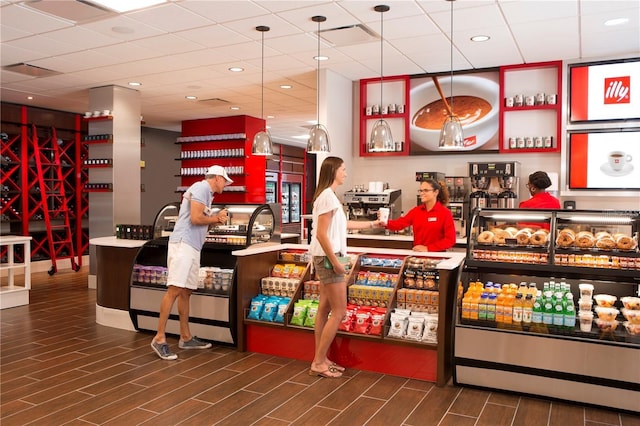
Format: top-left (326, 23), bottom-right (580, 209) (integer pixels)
top-left (344, 188), bottom-right (402, 233)
top-left (445, 176), bottom-right (471, 237)
top-left (468, 162), bottom-right (520, 214)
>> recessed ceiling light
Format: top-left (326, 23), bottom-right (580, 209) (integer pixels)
top-left (128, 82), bottom-right (142, 86)
top-left (228, 67), bottom-right (244, 72)
top-left (27, 96), bottom-right (33, 100)
top-left (185, 95), bottom-right (197, 100)
top-left (313, 55), bottom-right (329, 61)
top-left (87, 0), bottom-right (167, 13)
top-left (280, 85), bottom-right (292, 89)
top-left (471, 35), bottom-right (490, 42)
top-left (230, 106), bottom-right (240, 110)
top-left (604, 17), bottom-right (629, 26)
top-left (267, 115), bottom-right (275, 119)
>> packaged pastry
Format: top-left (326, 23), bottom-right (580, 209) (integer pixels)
top-left (576, 231), bottom-right (596, 248)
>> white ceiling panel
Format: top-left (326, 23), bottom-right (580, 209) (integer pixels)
top-left (1, 0), bottom-right (638, 142)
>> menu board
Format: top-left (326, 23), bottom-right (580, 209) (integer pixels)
top-left (569, 58), bottom-right (640, 122)
top-left (568, 130), bottom-right (640, 190)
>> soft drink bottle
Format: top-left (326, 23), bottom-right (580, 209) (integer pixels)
top-left (532, 290), bottom-right (543, 323)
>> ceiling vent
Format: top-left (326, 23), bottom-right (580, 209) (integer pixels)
top-left (198, 98), bottom-right (231, 107)
top-left (24, 0), bottom-right (114, 23)
top-left (2, 63), bottom-right (62, 78)
top-left (318, 24), bottom-right (379, 47)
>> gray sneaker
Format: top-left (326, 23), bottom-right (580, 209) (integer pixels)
top-left (151, 340), bottom-right (177, 360)
top-left (179, 336), bottom-right (212, 350)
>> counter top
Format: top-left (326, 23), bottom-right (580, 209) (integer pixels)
top-left (0, 235), bottom-right (33, 244)
top-left (232, 243), bottom-right (466, 271)
top-left (89, 236), bottom-right (148, 248)
top-left (347, 233), bottom-right (467, 246)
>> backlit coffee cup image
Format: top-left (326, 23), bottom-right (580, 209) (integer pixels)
top-left (378, 207), bottom-right (390, 223)
top-left (608, 151), bottom-right (632, 172)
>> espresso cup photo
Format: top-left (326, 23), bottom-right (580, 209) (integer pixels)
top-left (608, 151), bottom-right (632, 171)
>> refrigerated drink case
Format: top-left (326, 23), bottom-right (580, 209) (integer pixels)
top-left (265, 172), bottom-right (277, 205)
top-left (281, 174), bottom-right (302, 225)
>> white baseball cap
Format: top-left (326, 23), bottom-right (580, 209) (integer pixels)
top-left (205, 165), bottom-right (233, 185)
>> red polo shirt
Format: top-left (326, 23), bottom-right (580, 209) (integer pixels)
top-left (518, 192), bottom-right (561, 230)
top-left (385, 201), bottom-right (456, 252)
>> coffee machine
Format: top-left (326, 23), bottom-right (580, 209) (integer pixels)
top-left (445, 176), bottom-right (471, 237)
top-left (468, 162), bottom-right (520, 214)
top-left (344, 188), bottom-right (402, 233)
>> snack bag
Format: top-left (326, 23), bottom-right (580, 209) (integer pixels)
top-left (303, 302), bottom-right (319, 328)
top-left (290, 300), bottom-right (310, 326)
top-left (274, 297), bottom-right (290, 323)
top-left (338, 308), bottom-right (356, 332)
top-left (353, 311), bottom-right (371, 334)
top-left (271, 264), bottom-right (285, 277)
top-left (406, 316), bottom-right (425, 341)
top-left (387, 312), bottom-right (409, 338)
top-left (290, 265), bottom-right (305, 279)
top-left (422, 314), bottom-right (438, 343)
top-left (369, 310), bottom-right (386, 335)
top-left (248, 295), bottom-right (267, 320)
top-left (260, 297), bottom-right (279, 322)
top-left (282, 263), bottom-right (296, 278)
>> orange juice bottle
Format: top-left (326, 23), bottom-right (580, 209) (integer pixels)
top-left (486, 294), bottom-right (497, 322)
top-left (469, 290), bottom-right (480, 320)
top-left (461, 291), bottom-right (471, 319)
top-left (495, 292), bottom-right (505, 323)
top-left (503, 293), bottom-right (515, 324)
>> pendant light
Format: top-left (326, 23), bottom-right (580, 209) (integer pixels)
top-left (307, 16), bottom-right (331, 154)
top-left (369, 4), bottom-right (394, 152)
top-left (252, 25), bottom-right (274, 156)
top-left (438, 0), bottom-right (464, 149)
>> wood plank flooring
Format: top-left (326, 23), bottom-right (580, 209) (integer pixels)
top-left (1, 267), bottom-right (639, 425)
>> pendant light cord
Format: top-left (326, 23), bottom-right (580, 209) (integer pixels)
top-left (379, 8), bottom-right (384, 118)
top-left (449, 0), bottom-right (454, 117)
top-left (261, 30), bottom-right (265, 120)
top-left (316, 18), bottom-right (320, 127)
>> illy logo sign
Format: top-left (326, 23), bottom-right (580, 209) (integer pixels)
top-left (604, 76), bottom-right (630, 104)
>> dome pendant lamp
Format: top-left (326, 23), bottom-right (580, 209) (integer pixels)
top-left (307, 15), bottom-right (331, 154)
top-left (438, 0), bottom-right (464, 150)
top-left (370, 4), bottom-right (393, 152)
top-left (252, 25), bottom-right (274, 156)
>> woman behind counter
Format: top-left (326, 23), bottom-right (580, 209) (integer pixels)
top-left (383, 178), bottom-right (456, 252)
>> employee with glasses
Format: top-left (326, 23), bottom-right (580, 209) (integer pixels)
top-left (381, 178), bottom-right (456, 252)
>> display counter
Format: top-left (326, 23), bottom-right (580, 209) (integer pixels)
top-left (455, 208), bottom-right (639, 412)
top-left (128, 203), bottom-right (281, 346)
top-left (233, 243), bottom-right (465, 385)
top-left (90, 236), bottom-right (146, 331)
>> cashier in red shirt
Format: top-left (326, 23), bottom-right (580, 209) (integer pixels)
top-left (382, 179), bottom-right (456, 252)
top-left (518, 171), bottom-right (561, 230)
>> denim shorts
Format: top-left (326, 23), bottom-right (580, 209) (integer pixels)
top-left (313, 256), bottom-right (345, 284)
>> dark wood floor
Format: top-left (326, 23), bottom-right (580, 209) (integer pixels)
top-left (1, 267), bottom-right (639, 426)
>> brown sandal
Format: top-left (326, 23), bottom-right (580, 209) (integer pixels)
top-left (308, 365), bottom-right (343, 378)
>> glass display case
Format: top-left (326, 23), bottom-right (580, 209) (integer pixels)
top-left (129, 203), bottom-right (281, 346)
top-left (456, 208), bottom-right (640, 412)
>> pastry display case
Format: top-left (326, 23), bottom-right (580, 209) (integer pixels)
top-left (457, 208), bottom-right (640, 412)
top-left (129, 203), bottom-right (281, 346)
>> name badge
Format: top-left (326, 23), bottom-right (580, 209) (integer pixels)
top-left (428, 217), bottom-right (437, 222)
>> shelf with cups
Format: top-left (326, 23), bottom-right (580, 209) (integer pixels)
top-left (359, 75), bottom-right (410, 157)
top-left (82, 115), bottom-right (113, 122)
top-left (82, 159), bottom-right (113, 168)
top-left (499, 60), bottom-right (562, 154)
top-left (81, 134), bottom-right (113, 144)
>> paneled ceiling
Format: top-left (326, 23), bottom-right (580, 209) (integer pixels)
top-left (1, 0), bottom-right (639, 146)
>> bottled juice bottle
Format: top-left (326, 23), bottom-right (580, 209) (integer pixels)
top-left (478, 292), bottom-right (489, 321)
top-left (564, 292), bottom-right (576, 328)
top-left (519, 282), bottom-right (528, 295)
top-left (469, 290), bottom-right (480, 320)
top-left (512, 293), bottom-right (524, 323)
top-left (532, 290), bottom-right (543, 323)
top-left (528, 282), bottom-right (538, 297)
top-left (495, 292), bottom-right (505, 323)
top-left (542, 291), bottom-right (554, 325)
top-left (503, 293), bottom-right (514, 324)
top-left (522, 294), bottom-right (533, 324)
top-left (486, 293), bottom-right (497, 322)
top-left (461, 291), bottom-right (471, 319)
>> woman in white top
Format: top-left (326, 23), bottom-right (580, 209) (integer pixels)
top-left (308, 156), bottom-right (382, 378)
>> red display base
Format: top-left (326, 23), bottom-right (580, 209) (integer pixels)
top-left (246, 324), bottom-right (438, 382)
